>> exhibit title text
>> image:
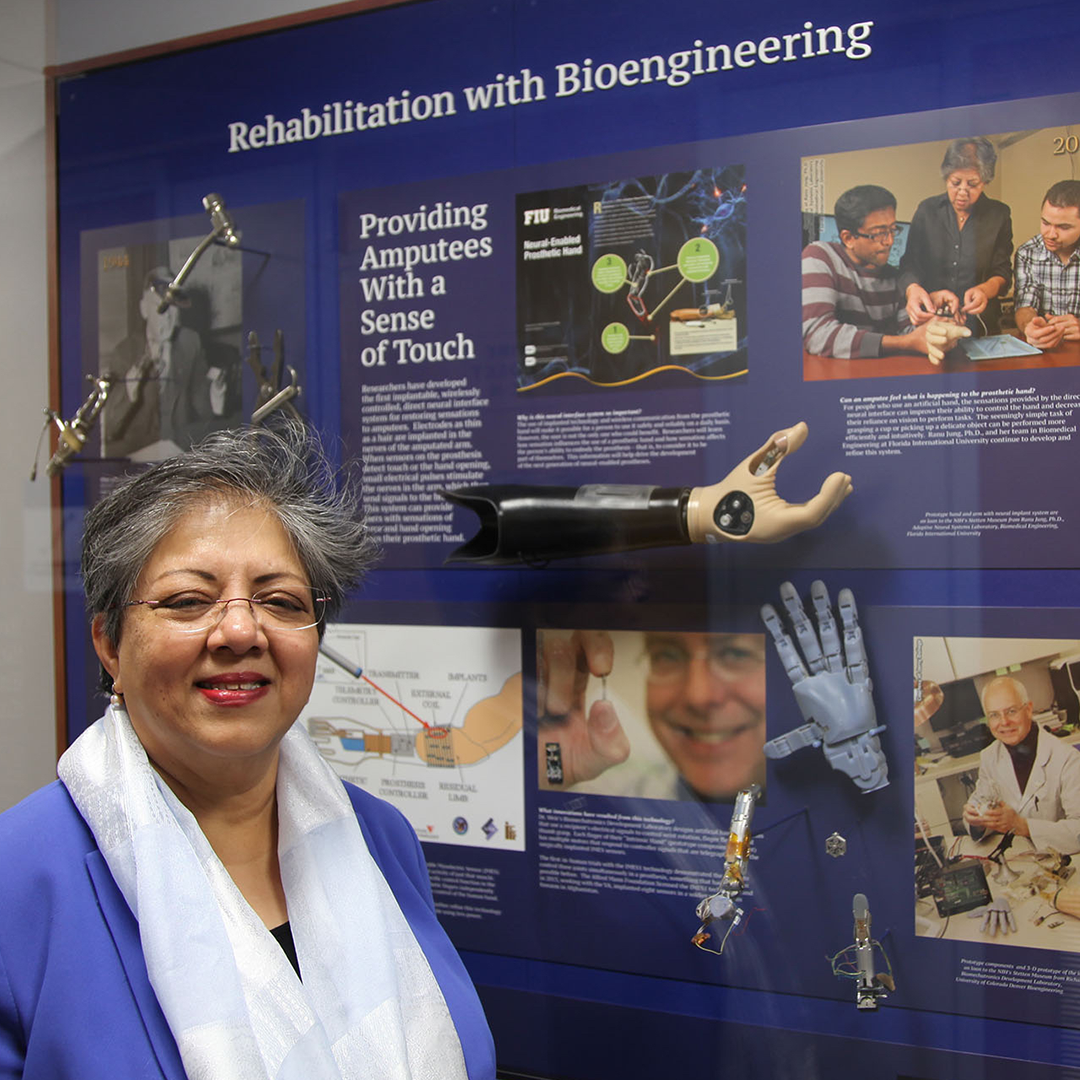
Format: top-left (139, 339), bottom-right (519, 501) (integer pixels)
top-left (226, 20), bottom-right (874, 152)
top-left (355, 200), bottom-right (492, 367)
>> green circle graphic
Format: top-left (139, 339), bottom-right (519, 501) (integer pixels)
top-left (592, 254), bottom-right (628, 293)
top-left (677, 237), bottom-right (720, 282)
top-left (601, 322), bottom-right (630, 354)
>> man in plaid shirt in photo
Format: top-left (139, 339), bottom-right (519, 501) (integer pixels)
top-left (1014, 180), bottom-right (1080, 349)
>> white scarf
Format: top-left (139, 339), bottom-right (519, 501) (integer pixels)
top-left (58, 704), bottom-right (468, 1080)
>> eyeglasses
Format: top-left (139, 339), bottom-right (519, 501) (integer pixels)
top-left (986, 704), bottom-right (1027, 724)
top-left (643, 638), bottom-right (765, 685)
top-left (851, 224), bottom-right (903, 243)
top-left (947, 177), bottom-right (985, 191)
top-left (123, 586), bottom-right (328, 634)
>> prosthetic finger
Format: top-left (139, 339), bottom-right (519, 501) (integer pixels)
top-left (764, 721), bottom-right (823, 759)
top-left (837, 588), bottom-right (869, 682)
top-left (761, 603), bottom-right (807, 684)
top-left (779, 581), bottom-right (826, 674)
top-left (685, 422), bottom-right (852, 545)
top-left (810, 579), bottom-right (843, 673)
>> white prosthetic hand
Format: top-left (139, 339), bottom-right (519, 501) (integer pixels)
top-left (967, 897), bottom-right (1017, 937)
top-left (762, 580), bottom-right (888, 793)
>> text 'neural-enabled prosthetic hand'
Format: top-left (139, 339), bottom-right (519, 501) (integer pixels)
top-left (440, 421), bottom-right (852, 565)
top-left (762, 580), bottom-right (888, 793)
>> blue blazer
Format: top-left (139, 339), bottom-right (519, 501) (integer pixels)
top-left (0, 780), bottom-right (495, 1079)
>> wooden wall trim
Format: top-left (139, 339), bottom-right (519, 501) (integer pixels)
top-left (45, 74), bottom-right (68, 757)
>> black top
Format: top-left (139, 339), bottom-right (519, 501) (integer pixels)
top-left (898, 192), bottom-right (1013, 334)
top-left (1006, 723), bottom-right (1041, 796)
top-left (270, 921), bottom-right (301, 979)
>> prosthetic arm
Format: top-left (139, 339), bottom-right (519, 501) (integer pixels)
top-left (692, 784), bottom-right (760, 955)
top-left (156, 193), bottom-right (242, 313)
top-left (32, 374), bottom-right (113, 479)
top-left (828, 893), bottom-right (895, 1009)
top-left (762, 581), bottom-right (888, 793)
top-left (440, 422), bottom-right (852, 564)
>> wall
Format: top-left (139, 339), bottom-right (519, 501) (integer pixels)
top-left (0, 0), bottom-right (55, 810)
top-left (0, 0), bottom-right (333, 810)
top-left (52, 0), bottom-right (333, 66)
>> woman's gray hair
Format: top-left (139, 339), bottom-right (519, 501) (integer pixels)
top-left (940, 137), bottom-right (997, 183)
top-left (83, 421), bottom-right (378, 657)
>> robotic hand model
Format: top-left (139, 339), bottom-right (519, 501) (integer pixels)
top-left (692, 785), bottom-right (760, 955)
top-left (762, 581), bottom-right (888, 793)
top-left (440, 422), bottom-right (852, 564)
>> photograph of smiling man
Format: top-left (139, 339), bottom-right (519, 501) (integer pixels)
top-left (536, 628), bottom-right (766, 803)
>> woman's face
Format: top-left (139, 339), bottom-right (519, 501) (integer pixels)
top-left (946, 168), bottom-right (986, 214)
top-left (92, 497), bottom-right (320, 790)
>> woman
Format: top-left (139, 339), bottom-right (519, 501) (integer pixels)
top-left (0, 423), bottom-right (495, 1080)
top-left (899, 136), bottom-right (1013, 335)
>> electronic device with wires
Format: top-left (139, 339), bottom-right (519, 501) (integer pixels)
top-left (932, 860), bottom-right (992, 917)
top-left (915, 835), bottom-right (946, 898)
top-left (828, 893), bottom-right (895, 1010)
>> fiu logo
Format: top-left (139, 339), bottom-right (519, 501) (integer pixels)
top-left (523, 207), bottom-right (551, 226)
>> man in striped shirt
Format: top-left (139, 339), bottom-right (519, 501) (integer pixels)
top-left (803, 185), bottom-right (938, 360)
top-left (1014, 180), bottom-right (1080, 350)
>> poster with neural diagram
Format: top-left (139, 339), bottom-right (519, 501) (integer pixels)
top-left (301, 623), bottom-right (525, 850)
top-left (516, 166), bottom-right (747, 390)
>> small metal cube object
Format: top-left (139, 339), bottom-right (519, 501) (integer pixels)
top-left (826, 832), bottom-right (847, 858)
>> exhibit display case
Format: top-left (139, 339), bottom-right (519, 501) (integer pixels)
top-left (42, 1), bottom-right (1080, 1074)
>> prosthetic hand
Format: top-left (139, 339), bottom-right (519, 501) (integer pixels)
top-left (925, 318), bottom-right (971, 365)
top-left (441, 422), bottom-right (852, 564)
top-left (967, 897), bottom-right (1017, 937)
top-left (762, 581), bottom-right (888, 792)
top-left (684, 422), bottom-right (852, 544)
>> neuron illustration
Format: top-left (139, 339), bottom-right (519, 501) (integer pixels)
top-left (517, 167), bottom-right (747, 391)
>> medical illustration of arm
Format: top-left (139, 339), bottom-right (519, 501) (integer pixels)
top-left (761, 580), bottom-right (888, 792)
top-left (440, 422), bottom-right (852, 565)
top-left (316, 643), bottom-right (521, 769)
top-left (415, 672), bottom-right (523, 766)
